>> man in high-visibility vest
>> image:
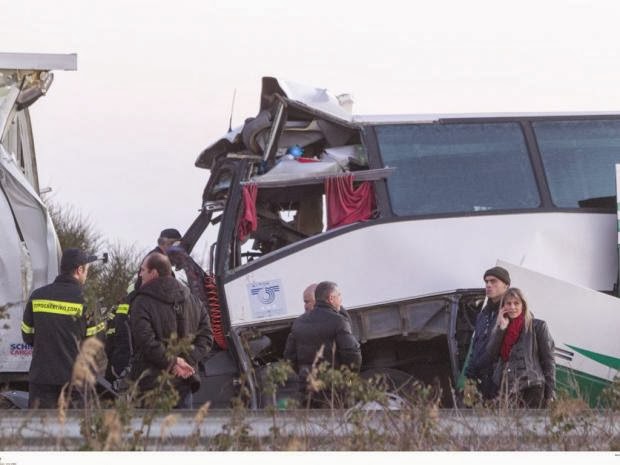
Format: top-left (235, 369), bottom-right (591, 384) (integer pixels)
top-left (21, 248), bottom-right (104, 408)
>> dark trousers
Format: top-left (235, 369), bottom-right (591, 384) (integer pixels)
top-left (28, 383), bottom-right (63, 409)
top-left (520, 385), bottom-right (545, 408)
top-left (174, 382), bottom-right (194, 409)
top-left (29, 382), bottom-right (85, 409)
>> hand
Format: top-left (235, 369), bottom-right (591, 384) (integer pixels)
top-left (497, 308), bottom-right (510, 330)
top-left (171, 356), bottom-right (195, 379)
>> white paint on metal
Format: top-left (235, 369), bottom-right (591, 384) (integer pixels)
top-left (225, 212), bottom-right (616, 326)
top-left (0, 52), bottom-right (77, 71)
top-left (275, 78), bottom-right (353, 122)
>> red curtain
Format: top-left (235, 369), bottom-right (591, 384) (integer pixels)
top-left (237, 184), bottom-right (258, 241)
top-left (325, 174), bottom-right (375, 229)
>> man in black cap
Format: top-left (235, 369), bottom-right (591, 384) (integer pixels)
top-left (133, 228), bottom-right (182, 292)
top-left (465, 266), bottom-right (511, 400)
top-left (156, 228), bottom-right (183, 254)
top-left (21, 247), bottom-right (104, 408)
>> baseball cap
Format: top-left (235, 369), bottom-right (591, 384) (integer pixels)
top-left (60, 248), bottom-right (98, 273)
top-left (159, 228), bottom-right (182, 240)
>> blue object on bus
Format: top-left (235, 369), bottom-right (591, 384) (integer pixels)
top-left (286, 144), bottom-right (304, 158)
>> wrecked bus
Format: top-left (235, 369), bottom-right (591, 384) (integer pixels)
top-left (181, 77), bottom-right (620, 408)
top-left (0, 53), bottom-right (77, 387)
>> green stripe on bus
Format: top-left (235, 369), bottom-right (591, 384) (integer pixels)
top-left (32, 299), bottom-right (83, 316)
top-left (556, 365), bottom-right (612, 407)
top-left (565, 344), bottom-right (620, 370)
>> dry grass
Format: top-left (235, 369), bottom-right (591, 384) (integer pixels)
top-left (2, 336), bottom-right (618, 451)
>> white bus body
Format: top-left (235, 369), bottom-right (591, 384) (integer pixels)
top-left (181, 77), bottom-right (620, 407)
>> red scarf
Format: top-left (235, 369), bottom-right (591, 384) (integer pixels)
top-left (500, 312), bottom-right (525, 362)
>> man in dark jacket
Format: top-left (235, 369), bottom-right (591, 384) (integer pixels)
top-left (302, 283), bottom-right (317, 313)
top-left (129, 252), bottom-right (213, 408)
top-left (284, 281), bottom-right (361, 376)
top-left (106, 228), bottom-right (183, 385)
top-left (465, 266), bottom-right (511, 399)
top-left (21, 248), bottom-right (104, 408)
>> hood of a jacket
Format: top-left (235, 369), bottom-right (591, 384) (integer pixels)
top-left (137, 276), bottom-right (187, 305)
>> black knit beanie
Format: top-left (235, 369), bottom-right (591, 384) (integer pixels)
top-left (483, 266), bottom-right (511, 286)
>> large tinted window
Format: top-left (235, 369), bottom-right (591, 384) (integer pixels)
top-left (375, 123), bottom-right (540, 215)
top-left (533, 120), bottom-right (620, 208)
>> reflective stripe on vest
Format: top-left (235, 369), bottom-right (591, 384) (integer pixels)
top-left (32, 299), bottom-right (83, 317)
top-left (21, 321), bottom-right (35, 334)
top-left (106, 327), bottom-right (116, 336)
top-left (116, 304), bottom-right (130, 315)
top-left (86, 321), bottom-right (106, 337)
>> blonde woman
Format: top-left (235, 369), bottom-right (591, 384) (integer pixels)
top-left (486, 288), bottom-right (556, 407)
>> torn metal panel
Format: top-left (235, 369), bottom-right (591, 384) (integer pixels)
top-left (195, 77), bottom-right (356, 170)
top-left (195, 125), bottom-right (243, 170)
top-left (260, 77), bottom-right (353, 122)
top-left (0, 143), bottom-right (54, 304)
top-left (251, 158), bottom-right (343, 183)
top-left (0, 145), bottom-right (58, 290)
top-left (0, 147), bottom-right (59, 373)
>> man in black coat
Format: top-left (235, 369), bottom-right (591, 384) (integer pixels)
top-left (284, 281), bottom-right (361, 376)
top-left (105, 228), bottom-right (183, 385)
top-left (129, 252), bottom-right (213, 408)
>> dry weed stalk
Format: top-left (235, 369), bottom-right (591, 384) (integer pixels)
top-left (159, 413), bottom-right (179, 442)
top-left (103, 410), bottom-right (122, 451)
top-left (305, 345), bottom-right (326, 396)
top-left (193, 401), bottom-right (211, 425)
top-left (56, 385), bottom-right (69, 450)
top-left (71, 337), bottom-right (106, 390)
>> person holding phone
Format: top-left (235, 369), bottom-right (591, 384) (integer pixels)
top-left (465, 266), bottom-right (511, 400)
top-left (486, 287), bottom-right (556, 407)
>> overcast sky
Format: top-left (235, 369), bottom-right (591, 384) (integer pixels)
top-left (3, 0), bottom-right (620, 255)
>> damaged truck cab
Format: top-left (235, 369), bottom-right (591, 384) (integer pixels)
top-left (0, 53), bottom-right (77, 390)
top-left (185, 77), bottom-right (620, 408)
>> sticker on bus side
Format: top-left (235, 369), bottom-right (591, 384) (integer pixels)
top-left (247, 279), bottom-right (287, 319)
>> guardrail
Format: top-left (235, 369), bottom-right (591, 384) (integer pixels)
top-left (1, 409), bottom-right (618, 450)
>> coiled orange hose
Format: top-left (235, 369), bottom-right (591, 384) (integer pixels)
top-left (204, 273), bottom-right (227, 350)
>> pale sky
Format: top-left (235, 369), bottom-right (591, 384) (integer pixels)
top-left (3, 0), bottom-right (620, 254)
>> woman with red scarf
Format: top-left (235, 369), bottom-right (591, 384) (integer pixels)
top-left (486, 288), bottom-right (556, 407)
